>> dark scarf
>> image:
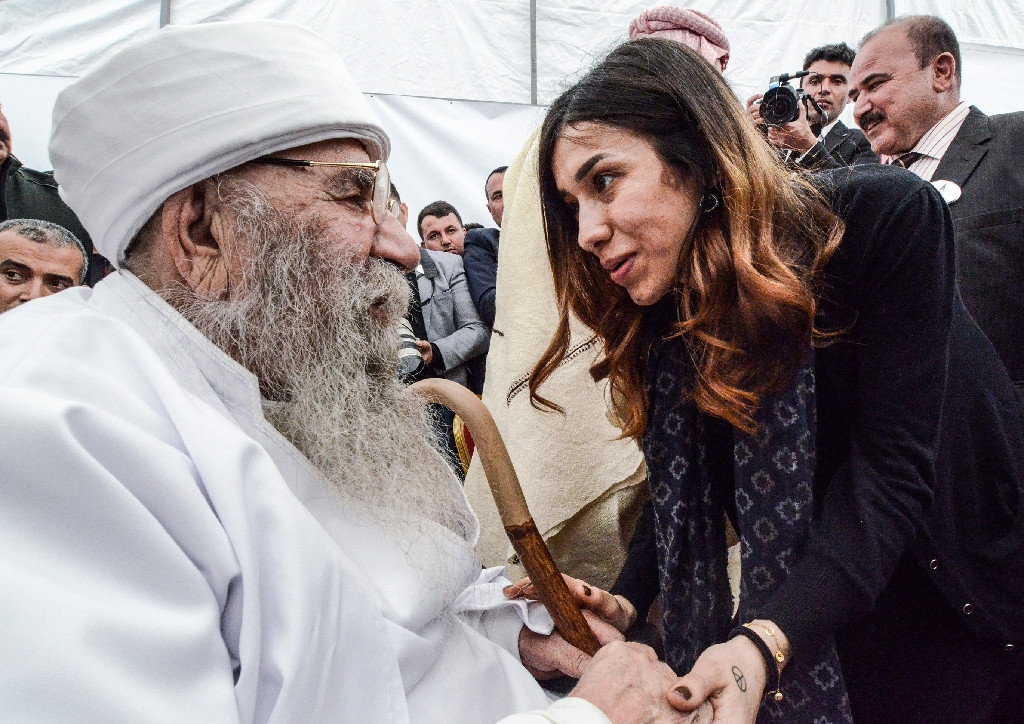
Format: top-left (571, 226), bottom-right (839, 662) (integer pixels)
top-left (643, 331), bottom-right (852, 723)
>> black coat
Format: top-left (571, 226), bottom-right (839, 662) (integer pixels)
top-left (0, 156), bottom-right (107, 285)
top-left (613, 166), bottom-right (1024, 716)
top-left (933, 107), bottom-right (1024, 390)
top-left (463, 226), bottom-right (499, 328)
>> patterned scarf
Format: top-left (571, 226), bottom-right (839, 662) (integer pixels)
top-left (643, 331), bottom-right (852, 723)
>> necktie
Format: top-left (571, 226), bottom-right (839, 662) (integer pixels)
top-left (405, 272), bottom-right (428, 341)
top-left (889, 151), bottom-right (922, 169)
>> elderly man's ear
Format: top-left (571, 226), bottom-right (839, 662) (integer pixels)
top-left (160, 179), bottom-right (234, 298)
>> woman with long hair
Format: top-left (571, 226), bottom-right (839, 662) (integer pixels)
top-left (523, 38), bottom-right (1024, 723)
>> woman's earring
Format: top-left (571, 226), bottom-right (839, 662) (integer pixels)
top-left (700, 191), bottom-right (720, 214)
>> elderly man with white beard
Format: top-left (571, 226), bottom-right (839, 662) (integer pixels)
top-left (0, 20), bottom-right (699, 724)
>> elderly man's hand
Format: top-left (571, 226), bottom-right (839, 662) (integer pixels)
top-left (570, 641), bottom-right (715, 723)
top-left (506, 574), bottom-right (637, 633)
top-left (518, 609), bottom-right (623, 680)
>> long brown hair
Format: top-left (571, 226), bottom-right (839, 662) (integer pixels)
top-left (530, 39), bottom-right (843, 436)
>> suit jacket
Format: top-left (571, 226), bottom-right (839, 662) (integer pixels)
top-left (415, 247), bottom-right (489, 388)
top-left (463, 227), bottom-right (499, 328)
top-left (0, 155), bottom-right (107, 285)
top-left (463, 227), bottom-right (499, 394)
top-left (796, 120), bottom-right (879, 170)
top-left (933, 107), bottom-right (1024, 389)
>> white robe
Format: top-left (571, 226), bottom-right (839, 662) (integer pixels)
top-left (0, 272), bottom-right (611, 724)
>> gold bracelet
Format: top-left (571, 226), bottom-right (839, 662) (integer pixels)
top-left (743, 622), bottom-right (785, 701)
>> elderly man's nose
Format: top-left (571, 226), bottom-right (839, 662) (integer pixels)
top-left (373, 215), bottom-right (420, 270)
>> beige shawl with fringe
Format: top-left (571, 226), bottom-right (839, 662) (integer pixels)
top-left (464, 129), bottom-right (647, 590)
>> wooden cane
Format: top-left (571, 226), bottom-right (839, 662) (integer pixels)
top-left (411, 377), bottom-right (601, 656)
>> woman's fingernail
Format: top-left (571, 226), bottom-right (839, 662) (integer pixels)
top-left (583, 585), bottom-right (593, 596)
top-left (674, 685), bottom-right (692, 700)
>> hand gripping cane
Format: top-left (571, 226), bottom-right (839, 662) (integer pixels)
top-left (411, 377), bottom-right (601, 655)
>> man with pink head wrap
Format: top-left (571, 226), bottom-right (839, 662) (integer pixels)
top-left (629, 6), bottom-right (730, 71)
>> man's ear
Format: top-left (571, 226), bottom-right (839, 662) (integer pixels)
top-left (931, 52), bottom-right (957, 93)
top-left (161, 181), bottom-right (230, 297)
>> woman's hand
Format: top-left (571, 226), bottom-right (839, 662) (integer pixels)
top-left (504, 574), bottom-right (638, 632)
top-left (667, 635), bottom-right (768, 724)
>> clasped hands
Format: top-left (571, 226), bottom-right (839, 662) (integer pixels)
top-left (508, 575), bottom-right (778, 724)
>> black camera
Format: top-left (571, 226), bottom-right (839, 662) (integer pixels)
top-left (760, 70), bottom-right (820, 127)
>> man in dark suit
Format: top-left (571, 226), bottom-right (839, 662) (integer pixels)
top-left (0, 102), bottom-right (109, 285)
top-left (463, 165), bottom-right (505, 393)
top-left (748, 43), bottom-right (879, 169)
top-left (464, 165), bottom-right (505, 328)
top-left (851, 15), bottom-right (1024, 392)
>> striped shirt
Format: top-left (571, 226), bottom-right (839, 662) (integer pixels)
top-left (884, 102), bottom-right (970, 181)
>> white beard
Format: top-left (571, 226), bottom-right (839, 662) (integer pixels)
top-left (165, 182), bottom-right (475, 545)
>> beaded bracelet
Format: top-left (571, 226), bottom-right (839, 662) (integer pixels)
top-left (728, 625), bottom-right (784, 702)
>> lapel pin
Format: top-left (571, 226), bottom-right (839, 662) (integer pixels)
top-left (931, 180), bottom-right (962, 204)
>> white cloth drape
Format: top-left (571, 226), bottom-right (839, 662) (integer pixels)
top-left (0, 271), bottom-right (607, 723)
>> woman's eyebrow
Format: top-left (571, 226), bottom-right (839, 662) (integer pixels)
top-left (575, 154), bottom-right (605, 183)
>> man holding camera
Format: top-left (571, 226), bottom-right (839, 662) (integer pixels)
top-left (747, 42), bottom-right (879, 169)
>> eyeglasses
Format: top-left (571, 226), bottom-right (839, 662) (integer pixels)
top-left (251, 156), bottom-right (392, 225)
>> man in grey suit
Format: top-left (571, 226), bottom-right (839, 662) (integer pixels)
top-left (851, 15), bottom-right (1024, 391)
top-left (414, 245), bottom-right (489, 388)
top-left (412, 244), bottom-right (489, 477)
top-left (747, 43), bottom-right (879, 169)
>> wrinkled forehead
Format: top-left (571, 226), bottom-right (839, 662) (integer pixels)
top-left (0, 230), bottom-right (83, 271)
top-left (275, 136), bottom-right (378, 163)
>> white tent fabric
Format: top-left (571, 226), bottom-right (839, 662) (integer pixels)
top-left (0, 1), bottom-right (1021, 229)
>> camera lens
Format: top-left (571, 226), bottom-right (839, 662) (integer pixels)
top-left (761, 85), bottom-right (800, 127)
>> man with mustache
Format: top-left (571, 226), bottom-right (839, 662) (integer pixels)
top-left (747, 42), bottom-right (878, 169)
top-left (0, 20), bottom-right (697, 724)
top-left (851, 15), bottom-right (1024, 392)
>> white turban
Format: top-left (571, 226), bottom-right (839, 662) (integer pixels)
top-left (49, 20), bottom-right (389, 267)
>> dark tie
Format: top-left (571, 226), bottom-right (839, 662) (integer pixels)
top-left (405, 272), bottom-right (428, 341)
top-left (889, 151), bottom-right (922, 169)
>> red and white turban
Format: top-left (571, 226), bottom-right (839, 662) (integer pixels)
top-left (629, 6), bottom-right (730, 71)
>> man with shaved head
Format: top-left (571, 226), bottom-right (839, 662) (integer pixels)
top-left (0, 20), bottom-right (695, 724)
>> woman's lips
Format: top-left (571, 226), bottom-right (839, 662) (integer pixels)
top-left (608, 254), bottom-right (636, 286)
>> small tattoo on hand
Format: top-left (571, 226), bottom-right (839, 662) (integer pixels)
top-left (732, 666), bottom-right (747, 692)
